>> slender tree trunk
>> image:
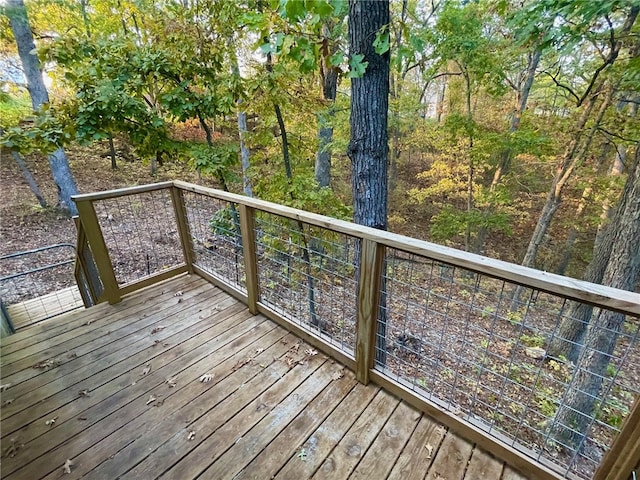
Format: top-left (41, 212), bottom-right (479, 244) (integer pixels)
top-left (463, 70), bottom-right (474, 253)
top-left (550, 142), bottom-right (640, 449)
top-left (315, 23), bottom-right (339, 189)
top-left (11, 152), bottom-right (48, 208)
top-left (435, 79), bottom-right (446, 123)
top-left (348, 0), bottom-right (390, 365)
top-left (7, 0), bottom-right (78, 216)
top-left (108, 135), bottom-right (117, 169)
top-left (237, 108), bottom-right (253, 197)
top-left (555, 187), bottom-right (591, 275)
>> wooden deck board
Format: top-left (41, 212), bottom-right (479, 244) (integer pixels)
top-left (6, 287), bottom-right (85, 331)
top-left (0, 275), bottom-right (522, 480)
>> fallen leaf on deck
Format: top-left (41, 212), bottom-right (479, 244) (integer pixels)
top-left (174, 291), bottom-right (184, 297)
top-left (141, 364), bottom-right (151, 375)
top-left (63, 459), bottom-right (73, 474)
top-left (1, 398), bottom-right (14, 407)
top-left (151, 326), bottom-right (166, 334)
top-left (177, 298), bottom-right (183, 303)
top-left (284, 356), bottom-right (295, 368)
top-left (259, 363), bottom-right (267, 368)
top-left (67, 353), bottom-right (78, 359)
top-left (77, 417), bottom-right (87, 421)
top-left (255, 348), bottom-right (265, 355)
top-left (4, 438), bottom-right (22, 458)
top-left (305, 348), bottom-right (318, 356)
top-left (331, 369), bottom-right (344, 381)
top-left (0, 384), bottom-right (11, 392)
top-left (146, 395), bottom-right (157, 405)
top-left (86, 320), bottom-right (92, 326)
top-left (297, 448), bottom-right (307, 461)
top-left (45, 416), bottom-right (58, 427)
top-left (425, 443), bottom-right (434, 459)
top-left (78, 390), bottom-right (90, 397)
top-left (200, 373), bottom-right (214, 383)
top-left (166, 377), bottom-right (177, 387)
top-left (187, 430), bottom-right (195, 441)
top-left (291, 343), bottom-right (300, 352)
top-left (33, 359), bottom-right (61, 370)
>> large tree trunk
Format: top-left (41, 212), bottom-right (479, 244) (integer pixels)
top-left (237, 107), bottom-right (253, 197)
top-left (348, 0), bottom-right (390, 365)
top-left (7, 0), bottom-right (78, 216)
top-left (550, 142), bottom-right (640, 449)
top-left (315, 23), bottom-right (339, 189)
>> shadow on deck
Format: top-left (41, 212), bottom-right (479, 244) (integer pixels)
top-left (0, 275), bottom-right (524, 480)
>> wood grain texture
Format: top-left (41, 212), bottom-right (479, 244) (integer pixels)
top-left (239, 204), bottom-right (259, 314)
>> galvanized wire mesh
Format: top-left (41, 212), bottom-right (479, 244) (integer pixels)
top-left (92, 189), bottom-right (184, 285)
top-left (181, 190), bottom-right (246, 293)
top-left (375, 247), bottom-right (639, 479)
top-left (254, 212), bottom-right (358, 354)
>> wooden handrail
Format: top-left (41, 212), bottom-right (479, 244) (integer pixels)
top-left (173, 180), bottom-right (640, 317)
top-left (72, 181), bottom-right (174, 202)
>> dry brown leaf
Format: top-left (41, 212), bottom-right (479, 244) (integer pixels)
top-left (187, 430), bottom-right (195, 441)
top-left (200, 373), bottom-right (214, 383)
top-left (151, 326), bottom-right (166, 334)
top-left (255, 348), bottom-right (265, 355)
top-left (174, 291), bottom-right (184, 297)
top-left (425, 443), bottom-right (434, 459)
top-left (291, 343), bottom-right (300, 352)
top-left (331, 369), bottom-right (345, 381)
top-left (63, 459), bottom-right (73, 474)
top-left (78, 390), bottom-right (90, 397)
top-left (1, 398), bottom-right (14, 407)
top-left (284, 356), bottom-right (295, 368)
top-left (305, 348), bottom-right (318, 356)
top-left (146, 395), bottom-right (157, 405)
top-left (33, 359), bottom-right (60, 370)
top-left (165, 377), bottom-right (177, 388)
top-left (141, 364), bottom-right (151, 375)
top-left (67, 353), bottom-right (78, 359)
top-left (1, 383), bottom-right (12, 392)
top-left (45, 416), bottom-right (58, 427)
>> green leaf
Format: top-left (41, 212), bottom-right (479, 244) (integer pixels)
top-left (373, 28), bottom-right (390, 55)
top-left (348, 54), bottom-right (368, 78)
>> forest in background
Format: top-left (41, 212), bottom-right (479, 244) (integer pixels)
top-left (1, 0), bottom-right (639, 279)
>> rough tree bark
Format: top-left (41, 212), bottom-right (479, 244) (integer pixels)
top-left (550, 142), bottom-right (640, 449)
top-left (348, 0), bottom-right (390, 364)
top-left (6, 0), bottom-right (78, 216)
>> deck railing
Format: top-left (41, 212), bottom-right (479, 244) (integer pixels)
top-left (72, 181), bottom-right (640, 480)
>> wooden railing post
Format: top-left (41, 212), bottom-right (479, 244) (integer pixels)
top-left (171, 186), bottom-right (194, 273)
top-left (74, 199), bottom-right (121, 304)
top-left (594, 395), bottom-right (640, 480)
top-left (239, 204), bottom-right (259, 314)
top-left (355, 238), bottom-right (385, 385)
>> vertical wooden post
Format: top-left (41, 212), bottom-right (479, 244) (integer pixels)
top-left (594, 395), bottom-right (640, 480)
top-left (74, 199), bottom-right (121, 304)
top-left (239, 204), bottom-right (259, 314)
top-left (73, 216), bottom-right (98, 306)
top-left (355, 238), bottom-right (385, 385)
top-left (171, 186), bottom-right (194, 273)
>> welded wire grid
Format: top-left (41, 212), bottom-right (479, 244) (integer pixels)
top-left (0, 245), bottom-right (84, 329)
top-left (181, 191), bottom-right (246, 292)
top-left (375, 247), bottom-right (639, 479)
top-left (93, 189), bottom-right (184, 285)
top-left (254, 211), bottom-right (358, 354)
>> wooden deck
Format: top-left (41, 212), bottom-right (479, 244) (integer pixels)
top-left (0, 274), bottom-right (527, 480)
top-left (6, 286), bottom-right (85, 331)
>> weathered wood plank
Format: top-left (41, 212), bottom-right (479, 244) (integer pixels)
top-left (200, 359), bottom-right (343, 479)
top-left (0, 274), bottom-right (200, 352)
top-left (57, 328), bottom-right (295, 480)
top-left (466, 446), bottom-right (505, 479)
top-left (311, 389), bottom-right (399, 479)
top-left (239, 204), bottom-right (259, 314)
top-left (234, 368), bottom-right (358, 480)
top-left (1, 292), bottom-right (241, 435)
top-left (426, 431), bottom-right (474, 480)
top-left (7, 287), bottom-right (84, 330)
top-left (3, 304), bottom-right (257, 479)
top-left (387, 414), bottom-right (448, 480)
top-left (120, 342), bottom-right (327, 480)
top-left (502, 465), bottom-right (530, 480)
top-left (349, 401), bottom-right (422, 479)
top-left (273, 382), bottom-right (380, 480)
top-left (1, 279), bottom-right (215, 380)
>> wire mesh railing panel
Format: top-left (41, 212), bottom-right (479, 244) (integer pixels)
top-left (92, 189), bottom-right (184, 285)
top-left (0, 245), bottom-right (84, 328)
top-left (375, 247), bottom-right (639, 479)
top-left (254, 211), bottom-right (358, 355)
top-left (181, 190), bottom-right (246, 293)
